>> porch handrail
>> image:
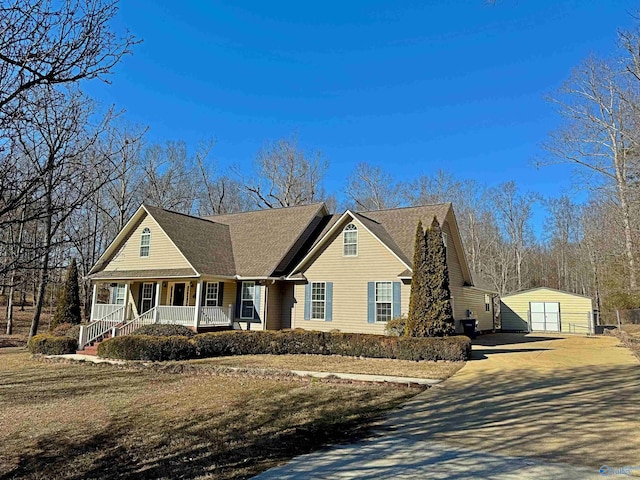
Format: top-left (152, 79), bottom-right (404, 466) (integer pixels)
top-left (200, 306), bottom-right (233, 326)
top-left (79, 306), bottom-right (124, 349)
top-left (90, 304), bottom-right (122, 322)
top-left (116, 307), bottom-right (156, 337)
top-left (157, 305), bottom-right (196, 325)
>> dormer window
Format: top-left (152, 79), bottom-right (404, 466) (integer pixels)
top-left (343, 223), bottom-right (358, 256)
top-left (140, 227), bottom-right (151, 257)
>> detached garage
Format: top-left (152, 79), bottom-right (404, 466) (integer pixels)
top-left (501, 287), bottom-right (594, 334)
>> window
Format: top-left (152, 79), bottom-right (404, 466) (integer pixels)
top-left (140, 227), bottom-right (151, 257)
top-left (112, 284), bottom-right (126, 305)
top-left (241, 281), bottom-right (255, 319)
top-left (375, 281), bottom-right (392, 322)
top-left (205, 282), bottom-right (219, 307)
top-left (141, 283), bottom-right (154, 313)
top-left (485, 294), bottom-right (491, 312)
top-left (343, 223), bottom-right (358, 256)
top-left (311, 282), bottom-right (326, 320)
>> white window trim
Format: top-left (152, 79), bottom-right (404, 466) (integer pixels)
top-left (343, 223), bottom-right (358, 257)
top-left (442, 232), bottom-right (448, 247)
top-left (141, 282), bottom-right (154, 312)
top-left (485, 294), bottom-right (491, 312)
top-left (311, 281), bottom-right (326, 320)
top-left (375, 281), bottom-right (393, 323)
top-left (140, 227), bottom-right (151, 257)
top-left (205, 282), bottom-right (219, 307)
top-left (114, 283), bottom-right (127, 305)
top-left (240, 281), bottom-right (255, 320)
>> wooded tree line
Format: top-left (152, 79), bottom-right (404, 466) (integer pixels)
top-left (1, 1), bottom-right (639, 338)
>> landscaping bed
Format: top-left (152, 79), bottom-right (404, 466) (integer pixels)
top-left (98, 329), bottom-right (472, 362)
top-left (0, 348), bottom-right (417, 480)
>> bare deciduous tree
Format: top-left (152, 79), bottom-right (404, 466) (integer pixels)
top-left (242, 135), bottom-right (329, 209)
top-left (491, 181), bottom-right (537, 292)
top-left (345, 162), bottom-right (404, 211)
top-left (543, 52), bottom-right (640, 289)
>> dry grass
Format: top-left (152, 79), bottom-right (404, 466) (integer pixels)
top-left (0, 306), bottom-right (50, 347)
top-left (0, 348), bottom-right (418, 480)
top-left (621, 324), bottom-right (640, 337)
top-left (611, 327), bottom-right (640, 360)
top-left (190, 354), bottom-right (464, 379)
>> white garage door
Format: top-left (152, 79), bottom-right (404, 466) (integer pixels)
top-left (530, 302), bottom-right (560, 332)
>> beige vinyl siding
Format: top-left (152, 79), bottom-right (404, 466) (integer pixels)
top-left (219, 281), bottom-right (237, 315)
top-left (103, 214), bottom-right (191, 272)
top-left (501, 288), bottom-right (594, 333)
top-left (441, 217), bottom-right (466, 321)
top-left (265, 283), bottom-right (282, 330)
top-left (459, 287), bottom-right (494, 331)
top-left (292, 220), bottom-right (410, 334)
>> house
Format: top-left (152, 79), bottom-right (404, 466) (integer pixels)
top-left (500, 287), bottom-right (595, 334)
top-left (82, 202), bottom-right (495, 349)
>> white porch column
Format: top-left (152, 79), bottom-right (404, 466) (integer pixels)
top-left (153, 282), bottom-right (162, 323)
top-left (122, 283), bottom-right (130, 323)
top-left (194, 281), bottom-right (203, 330)
top-left (90, 284), bottom-right (98, 321)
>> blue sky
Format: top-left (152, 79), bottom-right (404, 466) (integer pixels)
top-left (87, 0), bottom-right (637, 231)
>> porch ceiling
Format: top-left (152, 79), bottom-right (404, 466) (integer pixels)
top-left (88, 268), bottom-right (197, 281)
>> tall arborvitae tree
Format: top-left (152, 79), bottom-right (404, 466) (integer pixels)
top-left (406, 220), bottom-right (430, 336)
top-left (51, 259), bottom-right (82, 328)
top-left (424, 217), bottom-right (455, 336)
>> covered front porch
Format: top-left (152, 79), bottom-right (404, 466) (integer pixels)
top-left (81, 277), bottom-right (241, 349)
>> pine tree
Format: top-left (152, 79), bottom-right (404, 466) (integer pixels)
top-left (423, 217), bottom-right (455, 336)
top-left (51, 259), bottom-right (82, 328)
top-left (406, 220), bottom-right (432, 336)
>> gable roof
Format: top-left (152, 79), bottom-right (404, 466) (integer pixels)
top-left (143, 205), bottom-right (236, 277)
top-left (357, 204), bottom-right (452, 265)
top-left (204, 203), bottom-right (327, 277)
top-left (501, 286), bottom-right (593, 300)
top-left (291, 203), bottom-right (473, 282)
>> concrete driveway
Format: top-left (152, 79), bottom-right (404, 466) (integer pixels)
top-left (255, 333), bottom-right (640, 479)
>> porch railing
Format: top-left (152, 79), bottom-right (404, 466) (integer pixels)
top-left (91, 304), bottom-right (123, 322)
top-left (157, 306), bottom-right (196, 325)
top-left (200, 306), bottom-right (233, 326)
top-left (116, 307), bottom-right (156, 337)
top-left (91, 305), bottom-right (234, 348)
top-left (79, 306), bottom-right (124, 349)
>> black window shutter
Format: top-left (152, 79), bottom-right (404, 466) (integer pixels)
top-left (218, 282), bottom-right (225, 307)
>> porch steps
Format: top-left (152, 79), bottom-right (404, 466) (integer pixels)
top-left (76, 333), bottom-right (111, 356)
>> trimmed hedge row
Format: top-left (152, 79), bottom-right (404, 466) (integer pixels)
top-left (28, 334), bottom-right (78, 355)
top-left (97, 335), bottom-right (195, 361)
top-left (98, 330), bottom-right (471, 362)
top-left (133, 324), bottom-right (196, 338)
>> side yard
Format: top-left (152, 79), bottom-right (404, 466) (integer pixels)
top-left (0, 306), bottom-right (49, 348)
top-left (0, 348), bottom-right (420, 480)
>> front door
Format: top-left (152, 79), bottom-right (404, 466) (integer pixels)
top-left (172, 283), bottom-right (186, 306)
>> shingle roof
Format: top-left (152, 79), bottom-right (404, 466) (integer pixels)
top-left (88, 268), bottom-right (197, 280)
top-left (144, 205), bottom-right (236, 277)
top-left (469, 270), bottom-right (498, 293)
top-left (356, 203), bottom-right (452, 268)
top-left (205, 203), bottom-right (326, 277)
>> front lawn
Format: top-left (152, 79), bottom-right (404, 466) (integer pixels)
top-left (0, 348), bottom-right (417, 480)
top-left (190, 354), bottom-right (464, 379)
